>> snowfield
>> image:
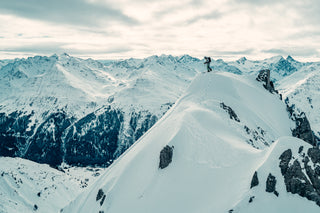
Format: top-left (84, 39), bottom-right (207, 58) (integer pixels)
top-left (63, 72), bottom-right (317, 213)
top-left (0, 157), bottom-right (105, 213)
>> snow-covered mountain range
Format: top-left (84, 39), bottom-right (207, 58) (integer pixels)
top-left (1, 53), bottom-right (320, 212)
top-left (1, 53), bottom-right (319, 168)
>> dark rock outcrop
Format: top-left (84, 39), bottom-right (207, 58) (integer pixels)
top-left (220, 103), bottom-right (240, 122)
top-left (96, 189), bottom-right (105, 201)
top-left (256, 69), bottom-right (269, 82)
top-left (249, 196), bottom-right (255, 203)
top-left (250, 171), bottom-right (259, 188)
top-left (159, 145), bottom-right (173, 169)
top-left (285, 99), bottom-right (316, 146)
top-left (256, 69), bottom-right (277, 93)
top-left (307, 148), bottom-right (320, 164)
top-left (279, 148), bottom-right (320, 206)
top-left (292, 115), bottom-right (316, 146)
top-left (279, 149), bottom-right (292, 175)
top-left (266, 173), bottom-right (277, 195)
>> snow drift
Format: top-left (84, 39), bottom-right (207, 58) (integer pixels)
top-left (62, 72), bottom-right (319, 213)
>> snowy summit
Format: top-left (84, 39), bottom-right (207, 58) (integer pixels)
top-left (63, 72), bottom-right (320, 213)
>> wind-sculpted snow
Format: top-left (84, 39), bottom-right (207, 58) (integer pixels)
top-left (63, 72), bottom-right (297, 213)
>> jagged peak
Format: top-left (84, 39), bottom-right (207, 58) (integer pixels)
top-left (236, 57), bottom-right (247, 64)
top-left (262, 55), bottom-right (285, 64)
top-left (61, 52), bottom-right (70, 57)
top-left (286, 55), bottom-right (295, 62)
top-left (178, 54), bottom-right (200, 62)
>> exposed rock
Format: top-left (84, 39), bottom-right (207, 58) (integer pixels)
top-left (256, 69), bottom-right (277, 93)
top-left (100, 195), bottom-right (106, 206)
top-left (279, 149), bottom-right (292, 175)
top-left (292, 115), bottom-right (316, 146)
top-left (256, 69), bottom-right (269, 83)
top-left (159, 145), bottom-right (174, 169)
top-left (250, 171), bottom-right (259, 188)
top-left (266, 173), bottom-right (277, 194)
top-left (279, 151), bottom-right (320, 206)
top-left (308, 148), bottom-right (320, 164)
top-left (305, 164), bottom-right (320, 191)
top-left (220, 102), bottom-right (240, 122)
top-left (298, 146), bottom-right (304, 154)
top-left (96, 189), bottom-right (104, 201)
top-left (249, 196), bottom-right (255, 203)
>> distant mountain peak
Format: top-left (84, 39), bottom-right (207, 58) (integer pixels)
top-left (286, 55), bottom-right (295, 62)
top-left (236, 57), bottom-right (247, 64)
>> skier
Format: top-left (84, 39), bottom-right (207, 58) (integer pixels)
top-left (204, 56), bottom-right (212, 72)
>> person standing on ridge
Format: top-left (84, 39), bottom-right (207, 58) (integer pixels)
top-left (204, 56), bottom-right (212, 72)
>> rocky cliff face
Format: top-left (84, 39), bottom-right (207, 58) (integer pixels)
top-left (279, 147), bottom-right (320, 206)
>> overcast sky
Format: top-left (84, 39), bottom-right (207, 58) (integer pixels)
top-left (0, 0), bottom-right (319, 61)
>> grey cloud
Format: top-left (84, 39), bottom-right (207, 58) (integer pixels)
top-left (0, 43), bottom-right (68, 54)
top-left (210, 49), bottom-right (254, 55)
top-left (185, 10), bottom-right (222, 24)
top-left (287, 30), bottom-right (320, 40)
top-left (230, 0), bottom-right (286, 6)
top-left (262, 48), bottom-right (319, 57)
top-left (0, 42), bottom-right (132, 56)
top-left (294, 0), bottom-right (320, 26)
top-left (0, 0), bottom-right (138, 27)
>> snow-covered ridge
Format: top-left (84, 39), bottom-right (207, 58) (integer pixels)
top-left (63, 72), bottom-right (305, 213)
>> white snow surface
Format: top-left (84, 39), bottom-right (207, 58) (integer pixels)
top-left (277, 62), bottom-right (320, 137)
top-left (233, 137), bottom-right (320, 212)
top-left (63, 72), bottom-right (309, 213)
top-left (0, 157), bottom-right (106, 213)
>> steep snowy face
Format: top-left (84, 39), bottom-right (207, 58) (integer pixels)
top-left (277, 62), bottom-right (320, 138)
top-left (63, 72), bottom-right (295, 213)
top-left (233, 137), bottom-right (320, 213)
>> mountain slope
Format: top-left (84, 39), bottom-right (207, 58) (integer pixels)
top-left (0, 157), bottom-right (105, 213)
top-left (232, 137), bottom-right (320, 212)
top-left (63, 72), bottom-right (306, 213)
top-left (0, 54), bottom-right (203, 167)
top-left (277, 62), bottom-right (320, 138)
